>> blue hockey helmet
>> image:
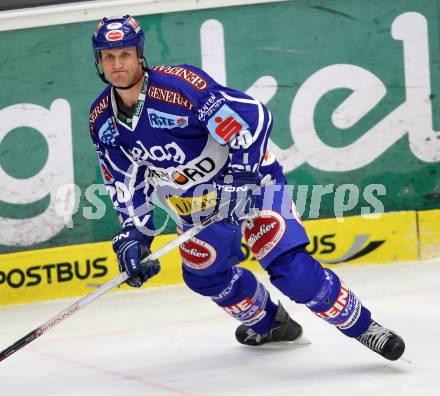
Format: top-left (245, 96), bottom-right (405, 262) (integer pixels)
top-left (92, 15), bottom-right (145, 63)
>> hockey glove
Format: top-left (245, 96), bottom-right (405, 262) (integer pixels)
top-left (214, 171), bottom-right (261, 224)
top-left (112, 227), bottom-right (161, 288)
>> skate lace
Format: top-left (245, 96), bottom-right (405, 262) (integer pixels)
top-left (357, 322), bottom-right (391, 353)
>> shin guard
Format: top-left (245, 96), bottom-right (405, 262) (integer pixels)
top-left (306, 268), bottom-right (371, 337)
top-left (267, 249), bottom-right (371, 337)
top-left (211, 267), bottom-right (278, 334)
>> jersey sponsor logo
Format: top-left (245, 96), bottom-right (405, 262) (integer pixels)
top-left (147, 108), bottom-right (189, 129)
top-left (98, 117), bottom-right (119, 146)
top-left (131, 140), bottom-right (186, 165)
top-left (145, 136), bottom-right (228, 188)
top-left (166, 191), bottom-right (217, 216)
top-left (147, 157), bottom-right (216, 186)
top-left (89, 95), bottom-right (109, 134)
top-left (178, 232), bottom-right (216, 269)
top-left (147, 85), bottom-right (194, 110)
top-left (105, 30), bottom-right (124, 41)
top-left (151, 65), bottom-right (208, 91)
top-left (242, 210), bottom-right (286, 260)
top-left (171, 157), bottom-right (215, 185)
top-left (207, 104), bottom-right (249, 144)
top-left (196, 92), bottom-right (226, 121)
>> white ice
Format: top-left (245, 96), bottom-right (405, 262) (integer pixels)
top-left (1, 258), bottom-right (439, 396)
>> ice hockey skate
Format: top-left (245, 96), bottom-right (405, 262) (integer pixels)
top-left (235, 303), bottom-right (309, 347)
top-left (356, 320), bottom-right (406, 361)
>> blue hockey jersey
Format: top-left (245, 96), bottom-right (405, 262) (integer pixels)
top-left (89, 64), bottom-right (283, 235)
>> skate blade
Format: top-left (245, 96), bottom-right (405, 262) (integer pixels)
top-left (245, 335), bottom-right (311, 350)
top-left (291, 335), bottom-right (312, 345)
top-left (399, 354), bottom-right (412, 364)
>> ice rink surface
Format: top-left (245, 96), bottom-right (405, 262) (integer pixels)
top-left (1, 258), bottom-right (439, 396)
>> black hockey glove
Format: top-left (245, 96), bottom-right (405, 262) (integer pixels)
top-left (214, 171), bottom-right (261, 224)
top-left (112, 226), bottom-right (161, 288)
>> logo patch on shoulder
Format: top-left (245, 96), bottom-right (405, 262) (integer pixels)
top-left (98, 117), bottom-right (119, 146)
top-left (147, 108), bottom-right (189, 129)
top-left (207, 104), bottom-right (249, 144)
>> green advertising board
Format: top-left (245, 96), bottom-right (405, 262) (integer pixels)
top-left (0, 0), bottom-right (439, 253)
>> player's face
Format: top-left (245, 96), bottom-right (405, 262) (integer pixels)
top-left (100, 47), bottom-right (143, 88)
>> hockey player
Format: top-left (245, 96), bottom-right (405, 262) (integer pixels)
top-left (89, 15), bottom-right (405, 361)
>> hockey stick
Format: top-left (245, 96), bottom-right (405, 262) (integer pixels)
top-left (0, 177), bottom-right (270, 362)
top-left (0, 209), bottom-right (223, 362)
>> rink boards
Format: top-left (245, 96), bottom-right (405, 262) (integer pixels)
top-left (0, 209), bottom-right (438, 306)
